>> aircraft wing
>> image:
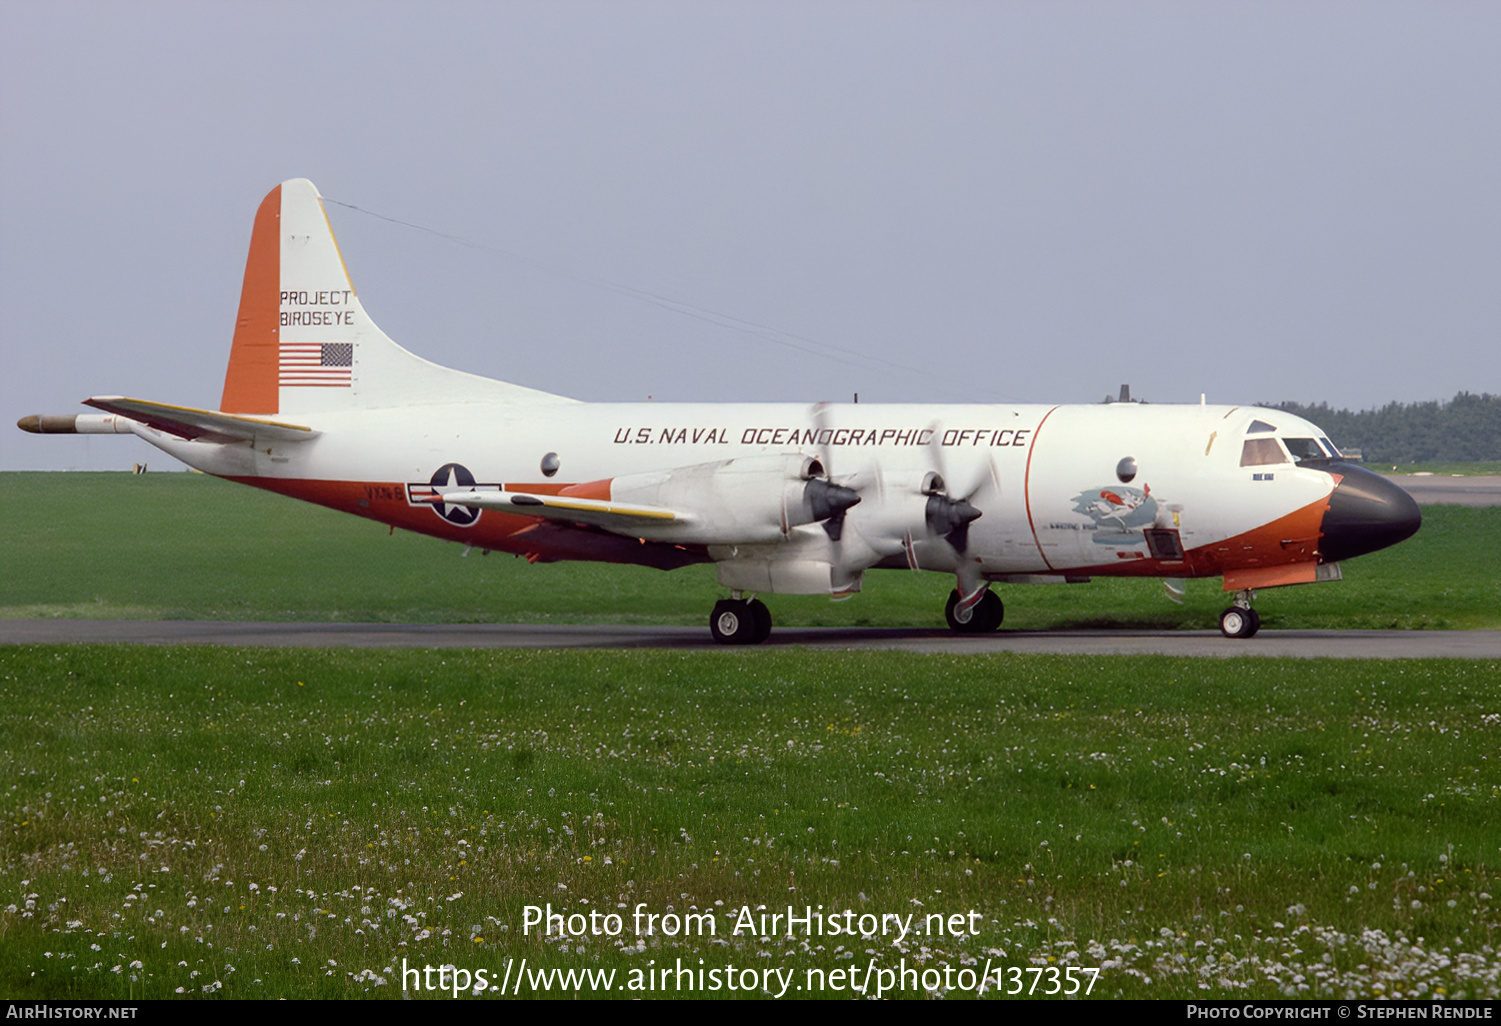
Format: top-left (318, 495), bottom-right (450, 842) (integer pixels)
top-left (83, 397), bottom-right (318, 443)
top-left (440, 488), bottom-right (685, 532)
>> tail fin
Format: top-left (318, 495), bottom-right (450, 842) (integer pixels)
top-left (219, 178), bottom-right (568, 415)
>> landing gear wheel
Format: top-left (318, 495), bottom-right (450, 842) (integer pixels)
top-left (945, 589), bottom-right (1003, 633)
top-left (711, 600), bottom-right (751, 644)
top-left (710, 599), bottom-right (771, 645)
top-left (747, 598), bottom-right (772, 644)
top-left (973, 590), bottom-right (1004, 632)
top-left (1219, 606), bottom-right (1260, 639)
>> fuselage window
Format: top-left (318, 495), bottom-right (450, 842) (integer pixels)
top-left (1240, 437), bottom-right (1287, 467)
top-left (1283, 437), bottom-right (1325, 463)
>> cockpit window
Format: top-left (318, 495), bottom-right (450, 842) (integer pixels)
top-left (1283, 437), bottom-right (1325, 463)
top-left (1247, 419), bottom-right (1276, 433)
top-left (1240, 437), bottom-right (1287, 467)
top-left (1319, 436), bottom-right (1341, 457)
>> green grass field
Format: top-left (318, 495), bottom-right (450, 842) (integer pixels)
top-left (3, 472), bottom-right (1498, 630)
top-left (1, 646), bottom-right (1497, 1000)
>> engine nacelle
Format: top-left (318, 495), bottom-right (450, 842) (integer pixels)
top-left (716, 558), bottom-right (853, 596)
top-left (614, 455), bottom-right (858, 545)
top-left (840, 470), bottom-right (982, 565)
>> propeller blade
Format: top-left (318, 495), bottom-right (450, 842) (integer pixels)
top-left (921, 419), bottom-right (994, 555)
top-left (823, 512), bottom-right (844, 542)
top-left (923, 420), bottom-right (995, 499)
top-left (809, 401), bottom-right (867, 550)
top-left (811, 401), bottom-right (835, 479)
top-left (956, 455), bottom-right (1000, 503)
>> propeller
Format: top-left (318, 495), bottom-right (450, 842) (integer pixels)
top-left (910, 423), bottom-right (1003, 619)
top-left (802, 472), bottom-right (860, 540)
top-left (916, 423), bottom-right (997, 560)
top-left (803, 406), bottom-right (1003, 596)
top-left (807, 401), bottom-right (882, 596)
top-left (922, 474), bottom-right (982, 552)
top-left (809, 402), bottom-right (861, 542)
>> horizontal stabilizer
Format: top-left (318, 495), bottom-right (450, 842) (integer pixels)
top-left (441, 488), bottom-right (682, 533)
top-left (82, 397), bottom-right (318, 443)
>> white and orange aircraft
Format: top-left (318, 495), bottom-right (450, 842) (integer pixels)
top-left (20, 179), bottom-right (1422, 643)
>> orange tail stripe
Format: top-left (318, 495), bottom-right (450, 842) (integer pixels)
top-left (219, 184), bottom-right (281, 414)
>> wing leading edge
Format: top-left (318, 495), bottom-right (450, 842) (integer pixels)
top-left (440, 488), bottom-right (682, 532)
top-left (81, 397), bottom-right (318, 443)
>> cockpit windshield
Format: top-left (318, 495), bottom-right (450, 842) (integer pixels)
top-left (1283, 437), bottom-right (1326, 463)
top-left (1240, 438), bottom-right (1287, 467)
top-left (1238, 416), bottom-right (1344, 467)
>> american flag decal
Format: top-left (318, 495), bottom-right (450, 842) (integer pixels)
top-left (279, 342), bottom-right (353, 387)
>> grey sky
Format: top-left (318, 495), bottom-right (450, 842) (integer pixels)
top-left (3, 1), bottom-right (1497, 470)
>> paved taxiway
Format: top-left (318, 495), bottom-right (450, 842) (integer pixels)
top-left (1391, 474), bottom-right (1501, 506)
top-left (3, 620), bottom-right (1498, 658)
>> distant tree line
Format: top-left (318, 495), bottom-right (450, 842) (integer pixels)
top-left (1266, 392), bottom-right (1501, 464)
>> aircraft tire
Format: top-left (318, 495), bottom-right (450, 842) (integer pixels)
top-left (973, 591), bottom-right (1004, 632)
top-left (945, 589), bottom-right (1003, 633)
top-left (1219, 606), bottom-right (1258, 639)
top-left (710, 599), bottom-right (762, 645)
top-left (748, 598), bottom-right (773, 644)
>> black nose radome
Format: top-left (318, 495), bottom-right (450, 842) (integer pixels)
top-left (1318, 462), bottom-right (1422, 562)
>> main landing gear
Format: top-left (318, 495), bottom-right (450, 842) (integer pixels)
top-left (708, 587), bottom-right (1006, 645)
top-left (1219, 591), bottom-right (1261, 639)
top-left (710, 597), bottom-right (772, 645)
top-left (945, 588), bottom-right (1004, 634)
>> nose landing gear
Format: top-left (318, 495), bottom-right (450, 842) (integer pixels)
top-left (1219, 591), bottom-right (1261, 638)
top-left (945, 588), bottom-right (1004, 633)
